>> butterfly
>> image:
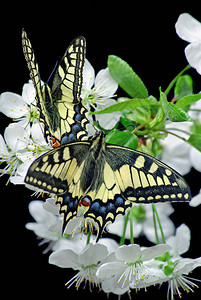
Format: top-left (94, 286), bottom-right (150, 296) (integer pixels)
top-left (25, 129), bottom-right (191, 239)
top-left (22, 29), bottom-right (89, 147)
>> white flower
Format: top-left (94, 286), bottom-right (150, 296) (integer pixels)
top-left (165, 258), bottom-right (201, 300)
top-left (49, 243), bottom-right (109, 290)
top-left (189, 188), bottom-right (201, 207)
top-left (166, 224), bottom-right (191, 259)
top-left (160, 122), bottom-right (192, 175)
top-left (26, 200), bottom-right (62, 253)
top-left (0, 121), bottom-right (50, 184)
top-left (0, 80), bottom-right (39, 126)
top-left (154, 224), bottom-right (201, 299)
top-left (107, 203), bottom-right (175, 244)
top-left (175, 13), bottom-right (201, 74)
top-left (97, 243), bottom-right (170, 295)
top-left (0, 123), bottom-right (31, 182)
top-left (82, 59), bottom-right (120, 129)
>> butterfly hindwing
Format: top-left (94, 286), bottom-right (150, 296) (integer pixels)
top-left (82, 141), bottom-right (191, 236)
top-left (22, 30), bottom-right (89, 147)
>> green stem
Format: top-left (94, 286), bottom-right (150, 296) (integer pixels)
top-left (164, 65), bottom-right (191, 96)
top-left (120, 211), bottom-right (130, 245)
top-left (152, 204), bottom-right (166, 244)
top-left (152, 204), bottom-right (159, 244)
top-left (129, 213), bottom-right (134, 244)
top-left (86, 227), bottom-right (92, 245)
top-left (159, 129), bottom-right (187, 142)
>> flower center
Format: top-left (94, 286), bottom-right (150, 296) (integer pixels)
top-left (66, 265), bottom-right (100, 291)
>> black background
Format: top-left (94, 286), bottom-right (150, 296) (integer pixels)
top-left (1, 1), bottom-right (201, 299)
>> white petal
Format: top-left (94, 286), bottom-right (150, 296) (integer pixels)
top-left (96, 110), bottom-right (121, 129)
top-left (18, 159), bottom-right (33, 176)
top-left (96, 261), bottom-right (125, 279)
top-left (22, 80), bottom-right (36, 105)
top-left (31, 122), bottom-right (47, 145)
top-left (4, 123), bottom-right (30, 151)
top-left (49, 249), bottom-right (80, 269)
top-left (28, 200), bottom-right (56, 224)
top-left (175, 13), bottom-right (201, 43)
top-left (82, 59), bottom-right (95, 90)
top-left (185, 43), bottom-right (201, 74)
top-left (189, 189), bottom-right (201, 207)
top-left (143, 216), bottom-right (175, 244)
top-left (101, 274), bottom-right (129, 295)
top-left (0, 92), bottom-right (27, 118)
top-left (94, 68), bottom-right (118, 97)
top-left (141, 244), bottom-right (171, 262)
top-left (167, 224), bottom-right (190, 256)
top-left (160, 129), bottom-right (191, 175)
top-left (0, 134), bottom-right (9, 155)
top-left (52, 234), bottom-right (87, 253)
top-left (189, 147), bottom-right (201, 172)
top-left (79, 243), bottom-right (108, 266)
top-left (43, 198), bottom-right (60, 215)
top-left (115, 244), bottom-right (141, 262)
top-left (173, 257), bottom-right (201, 275)
top-left (10, 175), bottom-right (25, 185)
top-left (98, 238), bottom-right (119, 254)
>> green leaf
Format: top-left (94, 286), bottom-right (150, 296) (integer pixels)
top-left (105, 130), bottom-right (138, 149)
top-left (175, 93), bottom-right (201, 108)
top-left (174, 75), bottom-right (193, 100)
top-left (187, 133), bottom-right (201, 152)
top-left (91, 98), bottom-right (158, 115)
top-left (160, 90), bottom-right (191, 122)
top-left (108, 55), bottom-right (148, 98)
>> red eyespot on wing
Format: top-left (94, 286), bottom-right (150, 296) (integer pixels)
top-left (78, 197), bottom-right (91, 207)
top-left (51, 137), bottom-right (61, 148)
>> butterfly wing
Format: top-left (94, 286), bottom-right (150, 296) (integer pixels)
top-left (82, 143), bottom-right (191, 237)
top-left (22, 30), bottom-right (89, 146)
top-left (25, 140), bottom-right (91, 226)
top-left (51, 36), bottom-right (89, 144)
top-left (22, 29), bottom-right (59, 143)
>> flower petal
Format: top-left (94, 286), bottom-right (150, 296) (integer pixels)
top-left (94, 68), bottom-right (118, 97)
top-left (0, 134), bottom-right (9, 155)
top-left (185, 43), bottom-right (201, 75)
top-left (97, 261), bottom-right (125, 279)
top-left (141, 244), bottom-right (171, 262)
top-left (82, 59), bottom-right (95, 90)
top-left (115, 244), bottom-right (141, 263)
top-left (176, 13), bottom-right (201, 43)
top-left (28, 200), bottom-right (56, 224)
top-left (22, 80), bottom-right (37, 105)
top-left (49, 249), bottom-right (80, 269)
top-left (78, 243), bottom-right (108, 266)
top-left (167, 224), bottom-right (190, 256)
top-left (4, 123), bottom-right (30, 151)
top-left (96, 110), bottom-right (121, 129)
top-left (189, 147), bottom-right (201, 172)
top-left (189, 189), bottom-right (201, 207)
top-left (0, 92), bottom-right (27, 118)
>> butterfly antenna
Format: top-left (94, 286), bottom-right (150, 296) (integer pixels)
top-left (46, 58), bottom-right (60, 84)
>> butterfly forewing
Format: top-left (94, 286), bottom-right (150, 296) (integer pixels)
top-left (22, 30), bottom-right (89, 146)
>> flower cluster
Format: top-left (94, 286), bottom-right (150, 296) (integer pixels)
top-left (1, 12), bottom-right (201, 300)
